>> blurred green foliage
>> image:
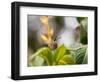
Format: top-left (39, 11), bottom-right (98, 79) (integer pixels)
top-left (29, 44), bottom-right (87, 66)
top-left (77, 17), bottom-right (88, 44)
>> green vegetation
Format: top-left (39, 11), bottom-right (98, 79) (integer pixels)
top-left (28, 44), bottom-right (87, 66)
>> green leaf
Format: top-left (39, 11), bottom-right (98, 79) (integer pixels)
top-left (80, 18), bottom-right (88, 44)
top-left (77, 17), bottom-right (86, 23)
top-left (53, 44), bottom-right (66, 64)
top-left (33, 56), bottom-right (44, 66)
top-left (35, 47), bottom-right (53, 65)
top-left (81, 18), bottom-right (88, 32)
top-left (58, 55), bottom-right (75, 65)
top-left (82, 48), bottom-right (88, 64)
top-left (74, 46), bottom-right (87, 64)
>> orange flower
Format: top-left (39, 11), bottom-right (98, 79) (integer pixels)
top-left (40, 16), bottom-right (48, 26)
top-left (40, 16), bottom-right (54, 46)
